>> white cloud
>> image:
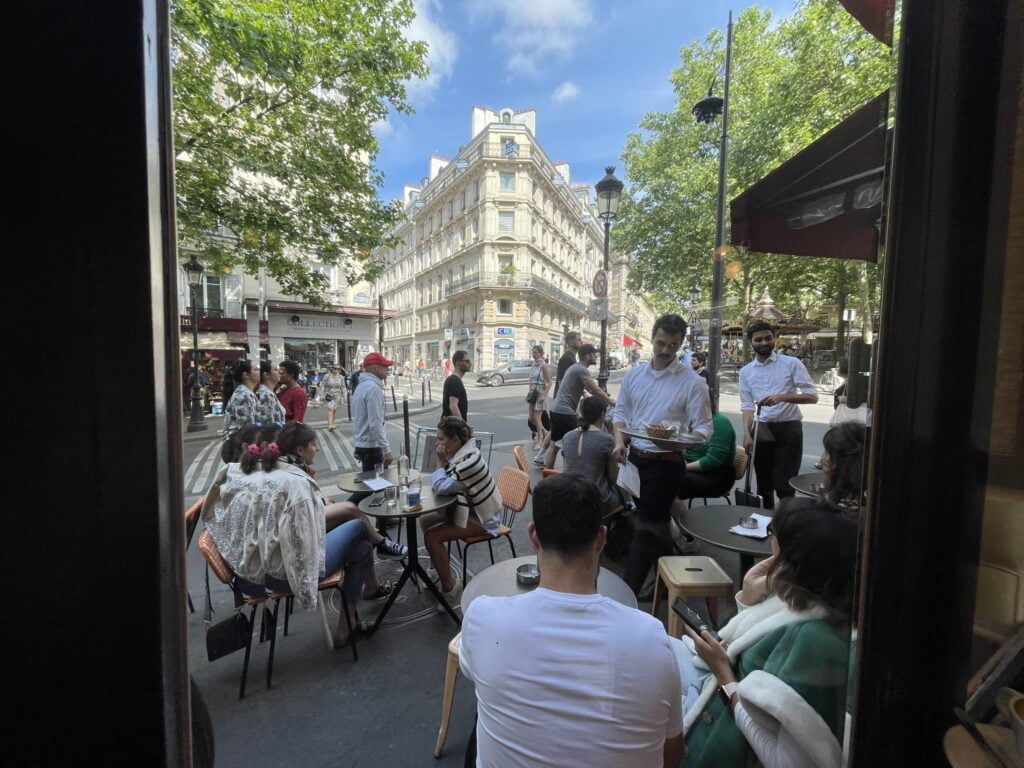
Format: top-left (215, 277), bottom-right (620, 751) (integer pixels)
top-left (551, 80), bottom-right (581, 103)
top-left (470, 0), bottom-right (595, 77)
top-left (406, 0), bottom-right (459, 104)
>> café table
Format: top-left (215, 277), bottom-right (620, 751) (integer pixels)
top-left (462, 555), bottom-right (637, 612)
top-left (358, 484), bottom-right (460, 630)
top-left (790, 471), bottom-right (828, 497)
top-left (336, 466), bottom-right (421, 494)
top-left (675, 504), bottom-right (773, 577)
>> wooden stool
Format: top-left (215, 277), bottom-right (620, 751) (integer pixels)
top-left (434, 632), bottom-right (463, 758)
top-left (651, 556), bottom-right (735, 638)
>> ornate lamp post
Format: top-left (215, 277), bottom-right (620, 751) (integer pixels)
top-left (689, 283), bottom-right (703, 350)
top-left (595, 165), bottom-right (623, 393)
top-left (183, 255), bottom-right (208, 432)
top-left (692, 10), bottom-right (733, 405)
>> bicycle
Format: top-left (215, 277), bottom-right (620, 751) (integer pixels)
top-left (818, 368), bottom-right (844, 394)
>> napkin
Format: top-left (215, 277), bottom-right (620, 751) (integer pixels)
top-left (729, 512), bottom-right (772, 539)
top-left (362, 477), bottom-right (393, 491)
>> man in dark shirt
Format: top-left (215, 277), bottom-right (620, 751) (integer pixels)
top-left (442, 350), bottom-right (472, 422)
top-left (553, 330), bottom-right (581, 399)
top-left (276, 359), bottom-right (308, 422)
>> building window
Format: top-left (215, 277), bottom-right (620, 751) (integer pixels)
top-left (497, 298), bottom-right (513, 315)
top-left (503, 138), bottom-right (519, 157)
top-left (460, 190), bottom-right (466, 210)
top-left (500, 172), bottom-right (515, 191)
top-left (448, 200), bottom-right (454, 219)
top-left (498, 211), bottom-right (515, 234)
top-left (473, 180), bottom-right (480, 201)
top-left (501, 111), bottom-right (512, 124)
top-left (186, 273), bottom-right (224, 317)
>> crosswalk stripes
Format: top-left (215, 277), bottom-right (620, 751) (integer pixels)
top-left (185, 440), bottom-right (223, 494)
top-left (316, 427), bottom-right (355, 469)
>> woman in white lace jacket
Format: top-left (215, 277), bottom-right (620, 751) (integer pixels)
top-left (204, 422), bottom-right (391, 647)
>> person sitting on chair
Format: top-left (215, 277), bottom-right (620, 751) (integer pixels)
top-left (460, 473), bottom-right (684, 768)
top-left (821, 422), bottom-right (866, 511)
top-left (678, 393), bottom-right (737, 504)
top-left (420, 416), bottom-right (503, 611)
top-left (561, 396), bottom-right (624, 518)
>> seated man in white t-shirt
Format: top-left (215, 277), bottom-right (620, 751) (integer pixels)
top-left (460, 473), bottom-right (684, 768)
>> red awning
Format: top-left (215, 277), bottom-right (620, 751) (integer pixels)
top-left (730, 92), bottom-right (889, 263)
top-left (623, 334), bottom-right (642, 348)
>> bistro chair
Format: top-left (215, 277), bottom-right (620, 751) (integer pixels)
top-left (197, 530), bottom-right (357, 699)
top-left (184, 496), bottom-right (205, 613)
top-left (433, 631), bottom-right (463, 758)
top-left (684, 448), bottom-right (746, 508)
top-left (512, 444), bottom-right (529, 475)
top-left (453, 467), bottom-right (530, 585)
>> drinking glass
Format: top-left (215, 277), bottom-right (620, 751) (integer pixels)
top-left (385, 485), bottom-right (399, 510)
top-left (374, 462), bottom-right (384, 480)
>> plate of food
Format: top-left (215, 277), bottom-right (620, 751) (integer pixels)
top-left (619, 422), bottom-right (707, 450)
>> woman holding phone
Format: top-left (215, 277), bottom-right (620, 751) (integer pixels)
top-left (675, 497), bottom-right (857, 768)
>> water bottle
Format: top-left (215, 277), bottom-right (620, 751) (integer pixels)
top-left (398, 449), bottom-right (410, 486)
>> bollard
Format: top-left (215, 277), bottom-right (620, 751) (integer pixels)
top-left (391, 385), bottom-right (398, 412)
top-left (346, 388), bottom-right (352, 421)
top-left (427, 379), bottom-right (432, 403)
top-left (421, 380), bottom-right (426, 407)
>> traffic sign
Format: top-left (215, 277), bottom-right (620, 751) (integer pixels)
top-left (589, 297), bottom-right (609, 322)
top-left (592, 269), bottom-right (608, 299)
top-left (688, 310), bottom-right (704, 336)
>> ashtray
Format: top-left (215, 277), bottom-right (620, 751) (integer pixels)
top-left (516, 563), bottom-right (540, 586)
top-left (738, 516), bottom-right (759, 529)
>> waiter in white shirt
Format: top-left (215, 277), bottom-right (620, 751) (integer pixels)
top-left (739, 321), bottom-right (818, 509)
top-left (612, 314), bottom-right (714, 596)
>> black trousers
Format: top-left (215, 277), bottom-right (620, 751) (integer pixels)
top-left (623, 455), bottom-right (685, 594)
top-left (349, 447), bottom-right (384, 505)
top-left (751, 420), bottom-right (803, 509)
top-left (678, 463), bottom-right (735, 502)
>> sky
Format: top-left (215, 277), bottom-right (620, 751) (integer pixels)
top-left (374, 0), bottom-right (797, 203)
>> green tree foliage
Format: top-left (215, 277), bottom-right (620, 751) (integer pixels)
top-left (172, 0), bottom-right (428, 302)
top-left (617, 0), bottom-right (890, 323)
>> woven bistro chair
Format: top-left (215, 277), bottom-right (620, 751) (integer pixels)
top-left (453, 467), bottom-right (530, 585)
top-left (184, 496), bottom-right (205, 613)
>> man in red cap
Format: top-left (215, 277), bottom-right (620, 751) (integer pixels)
top-left (351, 352), bottom-right (394, 500)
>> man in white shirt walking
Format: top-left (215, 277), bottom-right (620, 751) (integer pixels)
top-left (460, 473), bottom-right (684, 768)
top-left (612, 314), bottom-right (714, 597)
top-left (350, 352), bottom-right (393, 503)
top-left (739, 321), bottom-right (818, 508)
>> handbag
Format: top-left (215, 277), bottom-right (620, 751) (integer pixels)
top-left (324, 393), bottom-right (334, 402)
top-left (525, 389), bottom-right (539, 404)
top-left (205, 611), bottom-right (251, 661)
top-left (830, 403), bottom-right (871, 427)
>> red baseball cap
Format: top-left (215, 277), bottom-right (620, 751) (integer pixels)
top-left (363, 352), bottom-right (394, 368)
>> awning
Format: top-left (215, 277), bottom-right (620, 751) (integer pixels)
top-left (838, 0), bottom-right (893, 46)
top-left (623, 334), bottom-right (642, 348)
top-left (730, 92), bottom-right (889, 263)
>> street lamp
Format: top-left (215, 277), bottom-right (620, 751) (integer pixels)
top-left (692, 10), bottom-right (733, 406)
top-left (183, 255), bottom-right (208, 432)
top-left (689, 283), bottom-right (703, 351)
top-left (595, 165), bottom-right (623, 392)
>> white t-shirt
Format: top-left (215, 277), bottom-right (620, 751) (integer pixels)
top-left (460, 587), bottom-right (683, 768)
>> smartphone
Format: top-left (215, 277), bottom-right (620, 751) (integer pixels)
top-left (672, 597), bottom-right (719, 641)
top-left (367, 494), bottom-right (385, 507)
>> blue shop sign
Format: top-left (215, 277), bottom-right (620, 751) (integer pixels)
top-left (494, 340), bottom-right (515, 350)
top-left (495, 326), bottom-right (515, 337)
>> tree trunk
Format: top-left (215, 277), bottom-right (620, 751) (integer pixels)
top-left (836, 288), bottom-right (847, 358)
top-left (859, 260), bottom-right (874, 344)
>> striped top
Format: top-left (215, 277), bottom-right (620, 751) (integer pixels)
top-left (440, 440), bottom-right (502, 530)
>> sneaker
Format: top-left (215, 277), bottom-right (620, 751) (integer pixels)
top-left (436, 580), bottom-right (463, 613)
top-left (375, 538), bottom-right (408, 560)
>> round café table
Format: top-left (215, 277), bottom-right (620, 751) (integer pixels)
top-left (462, 555), bottom-right (637, 612)
top-left (675, 504), bottom-right (773, 577)
top-left (336, 466), bottom-right (421, 494)
top-left (358, 485), bottom-right (459, 630)
top-left (790, 471), bottom-right (828, 497)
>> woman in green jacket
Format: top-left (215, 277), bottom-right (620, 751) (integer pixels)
top-left (678, 404), bottom-right (737, 502)
top-left (676, 497), bottom-right (858, 768)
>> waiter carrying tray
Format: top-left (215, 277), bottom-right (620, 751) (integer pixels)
top-left (612, 313), bottom-right (714, 597)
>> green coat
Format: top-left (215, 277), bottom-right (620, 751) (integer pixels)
top-left (682, 619), bottom-right (850, 768)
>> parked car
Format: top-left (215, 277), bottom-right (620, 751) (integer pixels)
top-left (607, 354), bottom-right (623, 371)
top-left (476, 359), bottom-right (534, 386)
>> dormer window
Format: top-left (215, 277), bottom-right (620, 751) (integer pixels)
top-left (500, 111), bottom-right (512, 124)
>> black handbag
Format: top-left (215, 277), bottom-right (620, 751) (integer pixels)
top-left (206, 611), bottom-right (251, 661)
top-left (525, 389), bottom-right (539, 404)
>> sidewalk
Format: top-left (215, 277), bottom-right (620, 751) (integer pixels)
top-left (182, 398), bottom-right (441, 442)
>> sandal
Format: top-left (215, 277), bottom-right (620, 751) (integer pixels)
top-left (362, 580), bottom-right (394, 601)
top-left (333, 620), bottom-right (369, 649)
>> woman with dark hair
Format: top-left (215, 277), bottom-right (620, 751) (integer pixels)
top-left (526, 344), bottom-right (552, 450)
top-left (420, 416), bottom-right (503, 608)
top-left (220, 358), bottom-right (260, 441)
top-left (205, 422), bottom-right (403, 647)
top-left (675, 497), bottom-right (858, 767)
top-left (561, 397), bottom-right (622, 517)
top-left (255, 360), bottom-right (285, 427)
top-left (821, 422), bottom-right (866, 511)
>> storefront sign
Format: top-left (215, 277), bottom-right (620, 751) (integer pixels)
top-left (444, 328), bottom-right (453, 340)
top-left (495, 326), bottom-right (515, 337)
top-left (354, 292), bottom-right (371, 304)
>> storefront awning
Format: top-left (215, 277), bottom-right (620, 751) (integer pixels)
top-left (730, 92), bottom-right (889, 263)
top-left (838, 0), bottom-right (894, 46)
top-left (623, 334), bottom-right (642, 348)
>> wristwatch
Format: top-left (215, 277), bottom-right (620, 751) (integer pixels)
top-left (718, 681), bottom-right (738, 708)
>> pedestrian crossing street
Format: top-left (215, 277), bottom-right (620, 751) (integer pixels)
top-left (183, 427), bottom-right (360, 495)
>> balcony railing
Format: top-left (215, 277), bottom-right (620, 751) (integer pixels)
top-left (443, 271), bottom-right (585, 312)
